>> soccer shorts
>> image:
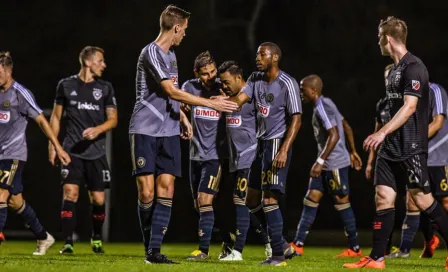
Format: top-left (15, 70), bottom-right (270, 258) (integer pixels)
top-left (190, 159), bottom-right (221, 199)
top-left (130, 134), bottom-right (181, 178)
top-left (0, 159), bottom-right (25, 195)
top-left (259, 138), bottom-right (292, 194)
top-left (428, 166), bottom-right (448, 197)
top-left (61, 155), bottom-right (111, 191)
top-left (309, 166), bottom-right (350, 197)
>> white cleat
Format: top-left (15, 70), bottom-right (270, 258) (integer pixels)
top-left (265, 243), bottom-right (272, 258)
top-left (33, 232), bottom-right (55, 255)
top-left (220, 249), bottom-right (243, 261)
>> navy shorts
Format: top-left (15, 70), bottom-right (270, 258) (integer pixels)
top-left (428, 166), bottom-right (448, 197)
top-left (309, 166), bottom-right (350, 197)
top-left (233, 168), bottom-right (250, 199)
top-left (0, 160), bottom-right (25, 195)
top-left (260, 138), bottom-right (292, 194)
top-left (130, 134), bottom-right (181, 178)
top-left (61, 156), bottom-right (111, 191)
top-left (190, 160), bottom-right (221, 199)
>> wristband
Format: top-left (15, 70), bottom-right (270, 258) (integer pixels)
top-left (316, 157), bottom-right (325, 165)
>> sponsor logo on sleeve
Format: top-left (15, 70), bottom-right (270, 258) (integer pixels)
top-left (412, 80), bottom-right (420, 91)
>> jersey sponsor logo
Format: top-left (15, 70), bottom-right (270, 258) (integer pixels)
top-left (257, 102), bottom-right (270, 118)
top-left (194, 106), bottom-right (220, 120)
top-left (170, 73), bottom-right (179, 87)
top-left (0, 110), bottom-right (11, 123)
top-left (70, 90), bottom-right (78, 96)
top-left (412, 80), bottom-right (420, 91)
top-left (387, 92), bottom-right (402, 99)
top-left (77, 102), bottom-right (100, 111)
top-left (226, 115), bottom-right (242, 127)
top-left (93, 88), bottom-right (103, 100)
top-left (3, 100), bottom-right (10, 108)
top-left (394, 71), bottom-right (401, 84)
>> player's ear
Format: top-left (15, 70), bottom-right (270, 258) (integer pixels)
top-left (273, 54), bottom-right (279, 63)
top-left (174, 24), bottom-right (180, 34)
top-left (194, 70), bottom-right (199, 78)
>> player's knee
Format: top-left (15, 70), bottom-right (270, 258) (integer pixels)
top-left (441, 197), bottom-right (448, 212)
top-left (306, 190), bottom-right (323, 203)
top-left (407, 197), bottom-right (419, 211)
top-left (91, 192), bottom-right (105, 206)
top-left (375, 190), bottom-right (394, 209)
top-left (138, 189), bottom-right (154, 203)
top-left (7, 195), bottom-right (23, 210)
top-left (262, 190), bottom-right (279, 205)
top-left (197, 193), bottom-right (213, 206)
top-left (245, 190), bottom-right (262, 208)
top-left (333, 194), bottom-right (349, 204)
top-left (0, 188), bottom-right (10, 202)
top-left (63, 186), bottom-right (79, 202)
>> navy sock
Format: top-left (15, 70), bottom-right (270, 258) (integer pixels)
top-left (294, 197), bottom-right (318, 246)
top-left (91, 204), bottom-right (105, 241)
top-left (264, 204), bottom-right (284, 259)
top-left (149, 197), bottom-right (172, 252)
top-left (370, 208), bottom-right (395, 260)
top-left (198, 204), bottom-right (214, 255)
top-left (61, 200), bottom-right (76, 245)
top-left (0, 202), bottom-right (7, 232)
top-left (335, 203), bottom-right (359, 252)
top-left (249, 204), bottom-right (270, 244)
top-left (17, 201), bottom-right (47, 240)
top-left (138, 199), bottom-right (153, 252)
top-left (399, 210), bottom-right (420, 253)
top-left (420, 211), bottom-right (434, 243)
top-left (233, 197), bottom-right (250, 253)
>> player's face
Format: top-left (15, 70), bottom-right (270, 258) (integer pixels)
top-left (299, 82), bottom-right (314, 103)
top-left (219, 71), bottom-right (242, 97)
top-left (0, 65), bottom-right (12, 89)
top-left (173, 19), bottom-right (188, 46)
top-left (197, 63), bottom-right (217, 88)
top-left (88, 52), bottom-right (106, 78)
top-left (255, 46), bottom-right (273, 72)
top-left (378, 27), bottom-right (390, 56)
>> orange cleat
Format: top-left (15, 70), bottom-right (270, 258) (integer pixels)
top-left (420, 235), bottom-right (440, 258)
top-left (337, 248), bottom-right (363, 258)
top-left (0, 232), bottom-right (5, 244)
top-left (343, 256), bottom-right (385, 269)
top-left (445, 257), bottom-right (448, 270)
top-left (289, 242), bottom-right (303, 256)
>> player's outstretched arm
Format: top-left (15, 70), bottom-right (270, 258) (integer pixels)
top-left (310, 126), bottom-right (339, 178)
top-left (342, 119), bottom-right (362, 170)
top-left (82, 108), bottom-right (118, 141)
top-left (273, 114), bottom-right (302, 169)
top-left (35, 114), bottom-right (71, 166)
top-left (160, 80), bottom-right (238, 112)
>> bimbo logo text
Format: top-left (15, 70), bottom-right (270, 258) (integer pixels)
top-left (194, 106), bottom-right (220, 120)
top-left (0, 110), bottom-right (11, 123)
top-left (257, 102), bottom-right (270, 118)
top-left (226, 115), bottom-right (242, 127)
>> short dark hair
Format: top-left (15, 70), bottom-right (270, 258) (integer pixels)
top-left (260, 42), bottom-right (282, 61)
top-left (160, 5), bottom-right (190, 31)
top-left (379, 16), bottom-right (408, 44)
top-left (79, 46), bottom-right (104, 66)
top-left (218, 61), bottom-right (243, 76)
top-left (0, 51), bottom-right (13, 70)
top-left (194, 51), bottom-right (215, 72)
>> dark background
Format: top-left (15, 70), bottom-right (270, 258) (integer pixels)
top-left (2, 0), bottom-right (448, 243)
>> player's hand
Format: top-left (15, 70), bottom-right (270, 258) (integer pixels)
top-left (365, 163), bottom-right (374, 180)
top-left (350, 151), bottom-right (363, 171)
top-left (310, 162), bottom-right (324, 178)
top-left (181, 103), bottom-right (191, 112)
top-left (273, 150), bottom-right (287, 168)
top-left (209, 96), bottom-right (238, 113)
top-left (180, 117), bottom-right (193, 140)
top-left (363, 131), bottom-right (386, 152)
top-left (48, 145), bottom-right (57, 166)
top-left (56, 148), bottom-right (71, 166)
top-left (83, 127), bottom-right (102, 140)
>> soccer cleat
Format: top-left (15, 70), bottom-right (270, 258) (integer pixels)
top-left (91, 239), bottom-right (105, 254)
top-left (385, 250), bottom-right (410, 258)
top-left (420, 235), bottom-right (440, 258)
top-left (284, 244), bottom-right (298, 259)
top-left (343, 256), bottom-right (385, 269)
top-left (0, 232), bottom-right (5, 245)
top-left (336, 248), bottom-right (363, 258)
top-left (59, 243), bottom-right (74, 254)
top-left (220, 249), bottom-right (243, 261)
top-left (265, 243), bottom-right (272, 258)
top-left (33, 232), bottom-right (55, 255)
top-left (260, 257), bottom-right (287, 266)
top-left (218, 242), bottom-right (233, 259)
top-left (289, 242), bottom-right (303, 256)
top-left (145, 250), bottom-right (178, 264)
top-left (389, 246), bottom-right (399, 254)
top-left (444, 257), bottom-right (448, 270)
top-left (186, 250), bottom-right (209, 260)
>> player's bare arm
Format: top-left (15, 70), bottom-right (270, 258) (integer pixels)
top-left (342, 119), bottom-right (362, 170)
top-left (180, 110), bottom-right (193, 140)
top-left (82, 107), bottom-right (117, 141)
top-left (365, 121), bottom-right (383, 180)
top-left (273, 114), bottom-right (301, 169)
top-left (160, 79), bottom-right (238, 112)
top-left (364, 95), bottom-right (418, 151)
top-left (310, 126), bottom-right (339, 178)
top-left (48, 103), bottom-right (64, 165)
top-left (429, 114), bottom-right (445, 138)
top-left (227, 91), bottom-right (250, 108)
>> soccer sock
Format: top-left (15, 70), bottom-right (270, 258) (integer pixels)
top-left (138, 199), bottom-right (153, 252)
top-left (91, 204), bottom-right (105, 241)
top-left (234, 197), bottom-right (250, 253)
top-left (249, 204), bottom-right (270, 244)
top-left (424, 201), bottom-right (448, 244)
top-left (263, 204), bottom-right (284, 259)
top-left (149, 197), bottom-right (172, 253)
top-left (294, 197), bottom-right (319, 246)
top-left (370, 208), bottom-right (395, 260)
top-left (386, 231), bottom-right (393, 255)
top-left (61, 200), bottom-right (76, 246)
top-left (16, 201), bottom-right (47, 240)
top-left (198, 204), bottom-right (214, 255)
top-left (335, 203), bottom-right (359, 252)
top-left (0, 202), bottom-right (7, 232)
top-left (399, 210), bottom-right (420, 253)
top-left (420, 211), bottom-right (434, 243)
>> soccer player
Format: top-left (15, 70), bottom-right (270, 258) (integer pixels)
top-left (49, 46), bottom-right (117, 254)
top-left (227, 42), bottom-right (302, 266)
top-left (0, 51), bottom-right (71, 255)
top-left (181, 51), bottom-right (226, 260)
top-left (129, 5), bottom-right (237, 264)
top-left (291, 75), bottom-right (362, 257)
top-left (344, 16), bottom-right (448, 269)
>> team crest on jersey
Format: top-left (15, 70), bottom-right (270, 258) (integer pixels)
top-left (412, 80), bottom-right (420, 91)
top-left (171, 60), bottom-right (178, 70)
top-left (2, 100), bottom-right (10, 108)
top-left (93, 88), bottom-right (103, 100)
top-left (61, 169), bottom-right (69, 179)
top-left (256, 102), bottom-right (270, 118)
top-left (226, 115), bottom-right (242, 127)
top-left (194, 106), bottom-right (220, 120)
top-left (0, 110), bottom-right (10, 123)
top-left (137, 157), bottom-right (146, 168)
top-left (266, 93), bottom-right (274, 103)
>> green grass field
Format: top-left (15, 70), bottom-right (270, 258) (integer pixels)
top-left (0, 242), bottom-right (446, 271)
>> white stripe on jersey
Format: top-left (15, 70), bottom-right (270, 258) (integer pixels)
top-left (316, 102), bottom-right (333, 129)
top-left (431, 84), bottom-right (443, 115)
top-left (141, 99), bottom-right (164, 121)
top-left (148, 44), bottom-right (167, 79)
top-left (13, 82), bottom-right (43, 113)
top-left (279, 74), bottom-right (300, 113)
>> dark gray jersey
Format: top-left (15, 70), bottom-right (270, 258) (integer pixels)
top-left (312, 96), bottom-right (350, 171)
top-left (0, 81), bottom-right (42, 161)
top-left (428, 83), bottom-right (448, 166)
